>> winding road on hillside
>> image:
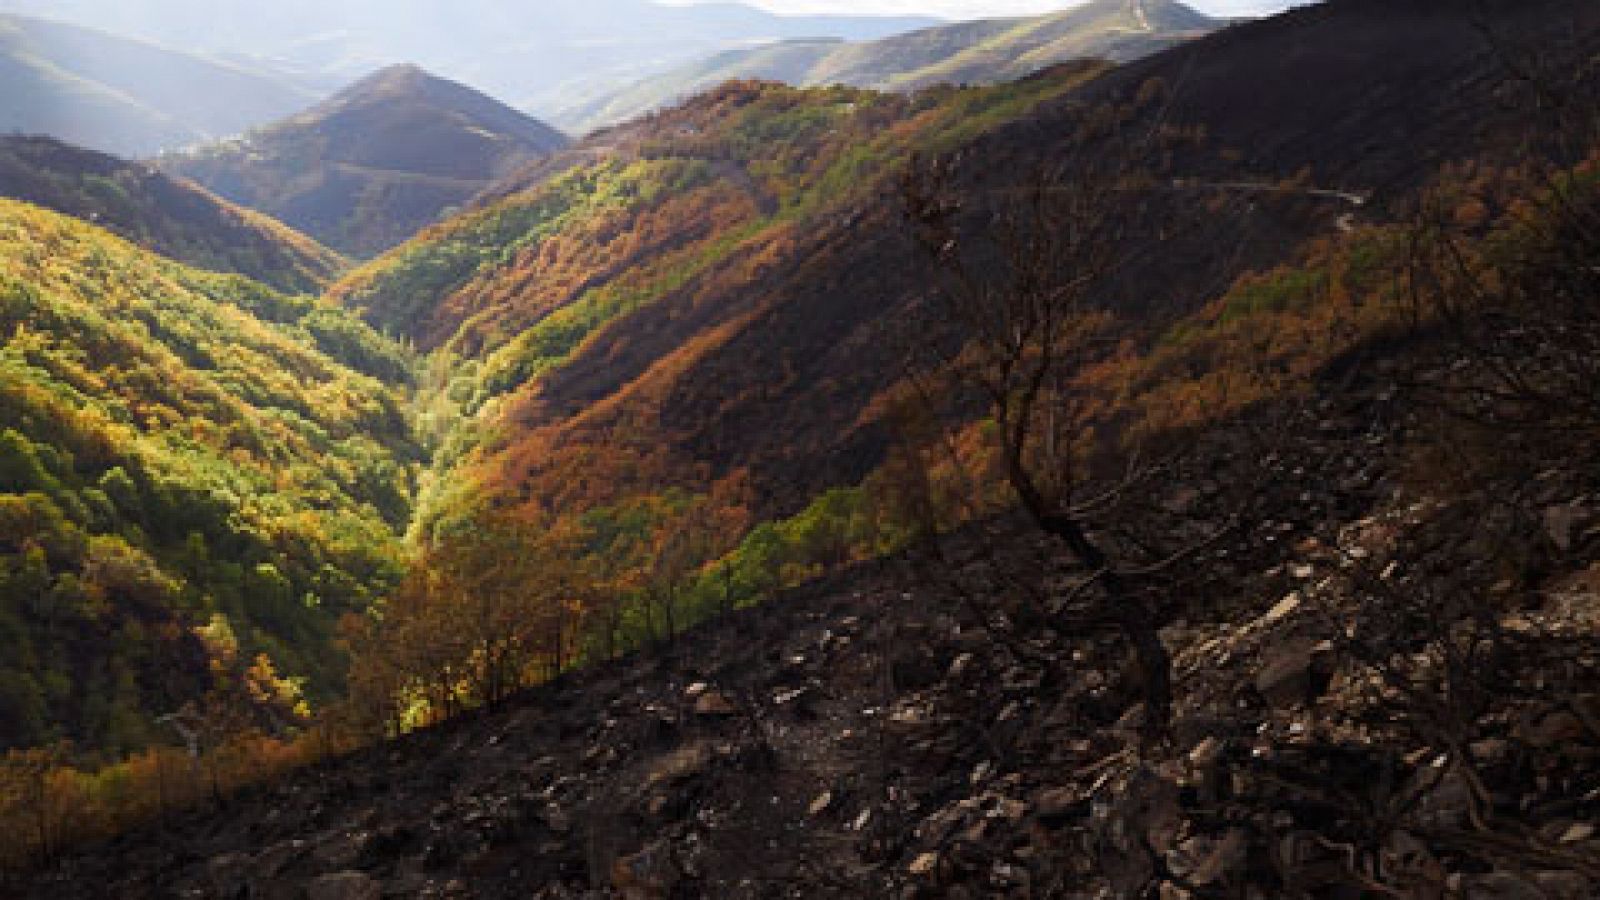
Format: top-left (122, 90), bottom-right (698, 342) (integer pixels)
top-left (1169, 177), bottom-right (1371, 232)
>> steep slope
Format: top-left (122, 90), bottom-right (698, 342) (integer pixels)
top-left (333, 69), bottom-right (1129, 528)
top-left (554, 0), bottom-right (1219, 134)
top-left (0, 198), bottom-right (420, 757)
top-left (161, 65), bottom-right (569, 258)
top-left (0, 134), bottom-right (344, 293)
top-left (21, 357), bottom-right (1600, 896)
top-left (333, 0), bottom-right (1597, 586)
top-left (0, 13), bottom-right (321, 157)
top-left (0, 0), bottom-right (936, 123)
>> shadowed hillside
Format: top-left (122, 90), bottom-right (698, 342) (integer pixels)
top-left (160, 65), bottom-right (569, 258)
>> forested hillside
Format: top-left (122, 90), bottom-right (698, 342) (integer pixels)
top-left (0, 135), bottom-right (345, 293)
top-left (0, 198), bottom-right (419, 756)
top-left (330, 0), bottom-right (1600, 661)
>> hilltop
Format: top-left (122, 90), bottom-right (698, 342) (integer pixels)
top-left (160, 65), bottom-right (569, 258)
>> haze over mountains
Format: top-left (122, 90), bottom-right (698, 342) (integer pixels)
top-left (0, 0), bottom-right (939, 120)
top-left (0, 14), bottom-right (320, 157)
top-left (558, 0), bottom-right (1220, 132)
top-left (159, 65), bottom-right (570, 257)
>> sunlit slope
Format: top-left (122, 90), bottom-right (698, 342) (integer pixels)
top-left (332, 70), bottom-right (1111, 534)
top-left (0, 198), bottom-right (420, 755)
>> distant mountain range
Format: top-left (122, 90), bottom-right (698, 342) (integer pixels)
top-left (159, 65), bottom-right (569, 258)
top-left (555, 0), bottom-right (1219, 133)
top-left (0, 0), bottom-right (939, 121)
top-left (0, 13), bottom-right (321, 157)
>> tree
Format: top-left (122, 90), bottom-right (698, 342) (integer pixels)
top-left (900, 92), bottom-right (1220, 738)
top-left (346, 505), bottom-right (589, 729)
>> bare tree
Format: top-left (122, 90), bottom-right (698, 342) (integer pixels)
top-left (900, 94), bottom-right (1203, 737)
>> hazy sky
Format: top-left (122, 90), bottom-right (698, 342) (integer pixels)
top-left (670, 1), bottom-right (1305, 17)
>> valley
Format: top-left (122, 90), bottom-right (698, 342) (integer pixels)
top-left (2, 0), bottom-right (1600, 895)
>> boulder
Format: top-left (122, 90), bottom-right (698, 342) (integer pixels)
top-left (693, 691), bottom-right (737, 717)
top-left (305, 871), bottom-right (381, 900)
top-left (612, 842), bottom-right (680, 899)
top-left (1255, 638), bottom-right (1335, 709)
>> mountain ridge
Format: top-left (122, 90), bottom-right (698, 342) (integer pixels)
top-left (553, 0), bottom-right (1219, 133)
top-left (160, 65), bottom-right (569, 257)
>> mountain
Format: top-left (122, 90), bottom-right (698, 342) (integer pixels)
top-left (555, 0), bottom-right (1220, 133)
top-left (0, 13), bottom-right (322, 157)
top-left (7, 0), bottom-right (1600, 892)
top-left (0, 0), bottom-right (938, 120)
top-left (0, 134), bottom-right (344, 293)
top-left (160, 65), bottom-right (570, 258)
top-left (339, 0), bottom-right (1593, 542)
top-left (0, 197), bottom-right (420, 759)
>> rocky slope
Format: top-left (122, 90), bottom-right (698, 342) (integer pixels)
top-left (17, 340), bottom-right (1600, 897)
top-left (160, 65), bottom-right (569, 257)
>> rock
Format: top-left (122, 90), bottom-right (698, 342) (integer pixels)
top-left (646, 740), bottom-right (714, 789)
top-left (1532, 871), bottom-right (1594, 898)
top-left (1451, 872), bottom-right (1560, 899)
top-left (1260, 592), bottom-right (1301, 627)
top-left (693, 690), bottom-right (737, 717)
top-left (808, 791), bottom-right (833, 816)
top-left (1033, 787), bottom-right (1086, 827)
top-left (1413, 768), bottom-right (1478, 830)
top-left (1545, 503), bottom-right (1589, 552)
top-left (305, 871), bottom-right (381, 900)
top-left (1188, 736), bottom-right (1223, 769)
top-left (1522, 710), bottom-right (1590, 748)
top-left (612, 842), bottom-right (680, 899)
top-left (1255, 638), bottom-right (1334, 709)
top-left (312, 831), bottom-right (372, 870)
top-left (908, 852), bottom-right (939, 876)
top-left (947, 652), bottom-right (975, 680)
top-left (684, 682), bottom-right (709, 699)
top-left (1559, 822), bottom-right (1595, 844)
top-left (204, 852), bottom-right (249, 896)
top-left (1166, 828), bottom-right (1247, 887)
